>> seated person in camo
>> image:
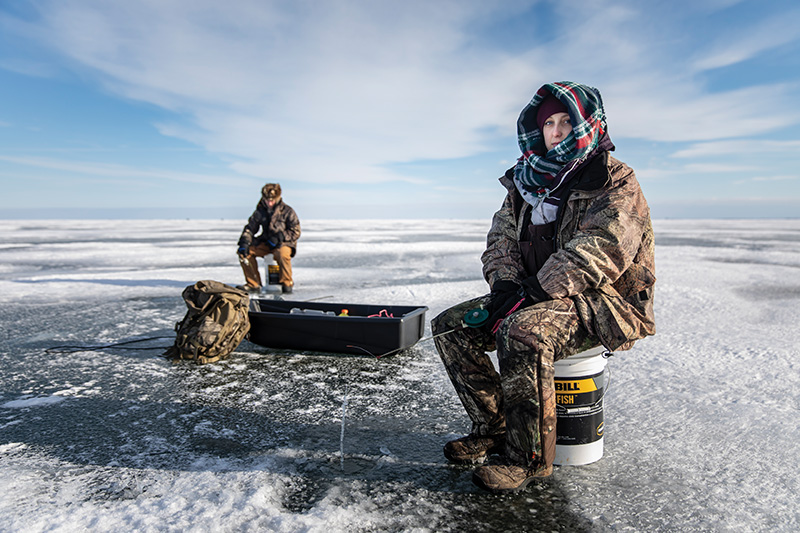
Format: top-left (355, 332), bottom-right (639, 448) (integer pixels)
top-left (432, 81), bottom-right (656, 493)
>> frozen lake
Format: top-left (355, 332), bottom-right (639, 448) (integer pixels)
top-left (1, 218), bottom-right (799, 532)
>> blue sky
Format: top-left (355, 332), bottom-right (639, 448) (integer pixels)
top-left (1, 0), bottom-right (799, 220)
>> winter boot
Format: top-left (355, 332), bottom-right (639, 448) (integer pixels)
top-left (471, 460), bottom-right (553, 493)
top-left (443, 433), bottom-right (505, 464)
top-left (236, 283), bottom-right (261, 293)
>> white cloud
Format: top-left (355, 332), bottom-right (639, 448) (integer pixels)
top-left (0, 58), bottom-right (57, 78)
top-left (21, 0), bottom-right (541, 185)
top-left (634, 162), bottom-right (758, 182)
top-left (683, 162), bottom-right (757, 174)
top-left (672, 140), bottom-right (800, 158)
top-left (605, 78), bottom-right (800, 143)
top-left (744, 174), bottom-right (799, 183)
top-left (690, 9), bottom-right (800, 72)
top-left (0, 155), bottom-right (254, 187)
top-left (6, 0), bottom-right (800, 193)
top-left (753, 174), bottom-right (798, 182)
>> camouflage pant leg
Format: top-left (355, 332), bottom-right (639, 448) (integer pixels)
top-left (432, 296), bottom-right (507, 437)
top-left (498, 297), bottom-right (599, 468)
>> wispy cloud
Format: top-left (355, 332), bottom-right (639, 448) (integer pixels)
top-left (672, 140), bottom-right (800, 158)
top-left (609, 82), bottom-right (800, 142)
top-left (0, 155), bottom-right (254, 187)
top-left (16, 1), bottom-right (539, 185)
top-left (634, 162), bottom-right (759, 182)
top-left (0, 58), bottom-right (56, 78)
top-left (20, 2), bottom-right (796, 171)
top-left (690, 9), bottom-right (800, 71)
top-left (683, 162), bottom-right (758, 174)
top-left (3, 0), bottom-right (800, 214)
top-left (734, 174), bottom-right (799, 185)
top-left (750, 175), bottom-right (799, 182)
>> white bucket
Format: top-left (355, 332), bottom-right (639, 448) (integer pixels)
top-left (267, 260), bottom-right (280, 285)
top-left (553, 345), bottom-right (609, 466)
top-left (262, 260), bottom-right (281, 292)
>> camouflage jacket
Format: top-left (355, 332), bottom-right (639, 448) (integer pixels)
top-left (481, 152), bottom-right (656, 351)
top-left (238, 199), bottom-right (301, 256)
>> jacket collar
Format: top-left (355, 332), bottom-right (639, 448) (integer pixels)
top-left (501, 150), bottom-right (610, 194)
top-left (572, 150), bottom-right (611, 192)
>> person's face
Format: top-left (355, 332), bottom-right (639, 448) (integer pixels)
top-left (266, 199), bottom-right (276, 208)
top-left (542, 112), bottom-right (571, 151)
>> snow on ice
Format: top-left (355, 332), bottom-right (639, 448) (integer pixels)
top-left (0, 218), bottom-right (798, 532)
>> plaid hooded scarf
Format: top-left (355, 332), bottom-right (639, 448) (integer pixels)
top-left (514, 82), bottom-right (613, 220)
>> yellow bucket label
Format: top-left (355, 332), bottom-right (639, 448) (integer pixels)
top-left (554, 378), bottom-right (597, 393)
top-left (555, 368), bottom-right (605, 447)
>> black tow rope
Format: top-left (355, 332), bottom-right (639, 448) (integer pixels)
top-left (45, 336), bottom-right (174, 354)
top-left (43, 295), bottom-right (334, 356)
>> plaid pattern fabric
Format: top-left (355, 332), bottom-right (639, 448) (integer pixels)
top-left (514, 82), bottom-right (608, 194)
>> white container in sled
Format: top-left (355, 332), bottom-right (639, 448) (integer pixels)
top-left (553, 345), bottom-right (609, 466)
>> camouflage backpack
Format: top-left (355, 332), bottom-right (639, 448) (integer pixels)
top-left (164, 280), bottom-right (251, 364)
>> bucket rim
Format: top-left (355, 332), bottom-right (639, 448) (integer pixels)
top-left (555, 345), bottom-right (607, 367)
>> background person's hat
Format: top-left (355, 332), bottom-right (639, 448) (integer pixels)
top-left (261, 183), bottom-right (282, 201)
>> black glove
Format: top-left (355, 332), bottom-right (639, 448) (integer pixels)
top-left (237, 245), bottom-right (249, 256)
top-left (267, 234), bottom-right (283, 248)
top-left (520, 275), bottom-right (551, 303)
top-left (485, 278), bottom-right (551, 334)
top-left (485, 281), bottom-right (528, 334)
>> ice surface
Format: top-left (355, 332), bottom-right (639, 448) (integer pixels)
top-left (1, 218), bottom-right (799, 532)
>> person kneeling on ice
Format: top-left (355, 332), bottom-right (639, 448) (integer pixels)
top-left (237, 183), bottom-right (301, 294)
top-left (432, 81), bottom-right (656, 493)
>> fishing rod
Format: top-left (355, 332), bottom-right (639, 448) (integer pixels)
top-left (347, 307), bottom-right (490, 359)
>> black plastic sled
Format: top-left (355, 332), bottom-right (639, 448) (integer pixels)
top-left (248, 298), bottom-right (428, 356)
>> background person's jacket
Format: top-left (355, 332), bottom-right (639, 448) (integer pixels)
top-left (238, 198), bottom-right (301, 257)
